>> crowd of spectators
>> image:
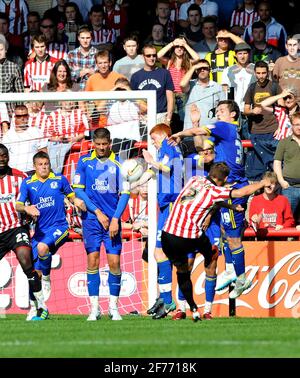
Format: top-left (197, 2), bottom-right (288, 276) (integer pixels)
top-left (0, 0), bottom-right (300, 231)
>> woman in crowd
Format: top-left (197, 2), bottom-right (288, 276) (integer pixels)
top-left (157, 37), bottom-right (199, 124)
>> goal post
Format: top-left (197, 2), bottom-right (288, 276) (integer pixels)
top-left (0, 90), bottom-right (158, 315)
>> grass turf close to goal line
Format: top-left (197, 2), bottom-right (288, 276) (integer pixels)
top-left (0, 315), bottom-right (299, 358)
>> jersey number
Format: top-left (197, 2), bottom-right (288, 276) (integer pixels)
top-left (16, 233), bottom-right (29, 244)
top-left (235, 139), bottom-right (243, 165)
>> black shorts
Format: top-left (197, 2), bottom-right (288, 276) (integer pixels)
top-left (0, 226), bottom-right (31, 260)
top-left (161, 230), bottom-right (215, 268)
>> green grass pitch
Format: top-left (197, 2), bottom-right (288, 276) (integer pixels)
top-left (0, 315), bottom-right (299, 358)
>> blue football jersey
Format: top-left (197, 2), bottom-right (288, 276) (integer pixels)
top-left (209, 121), bottom-right (245, 182)
top-left (73, 150), bottom-right (128, 219)
top-left (17, 172), bottom-right (74, 235)
top-left (157, 139), bottom-right (183, 208)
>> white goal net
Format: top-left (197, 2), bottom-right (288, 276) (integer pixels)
top-left (0, 90), bottom-right (158, 317)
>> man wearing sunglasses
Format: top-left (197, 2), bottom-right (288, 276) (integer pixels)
top-left (2, 105), bottom-right (48, 174)
top-left (130, 44), bottom-right (174, 125)
top-left (180, 58), bottom-right (225, 130)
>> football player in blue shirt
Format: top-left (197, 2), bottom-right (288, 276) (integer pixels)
top-left (132, 123), bottom-right (184, 319)
top-left (16, 151), bottom-right (84, 320)
top-left (170, 100), bottom-right (252, 299)
top-left (73, 128), bottom-right (130, 321)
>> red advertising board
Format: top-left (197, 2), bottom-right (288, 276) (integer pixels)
top-left (1, 241), bottom-right (300, 318)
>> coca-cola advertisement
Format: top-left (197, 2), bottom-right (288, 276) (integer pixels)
top-left (1, 241), bottom-right (300, 318)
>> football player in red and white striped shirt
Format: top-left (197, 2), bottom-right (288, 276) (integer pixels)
top-left (24, 34), bottom-right (58, 92)
top-left (0, 143), bottom-right (47, 320)
top-left (161, 162), bottom-right (266, 321)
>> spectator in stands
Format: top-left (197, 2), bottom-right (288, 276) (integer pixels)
top-left (0, 34), bottom-right (24, 118)
top-left (112, 35), bottom-right (144, 80)
top-left (221, 42), bottom-right (255, 138)
top-left (23, 11), bottom-right (41, 56)
top-left (158, 36), bottom-right (199, 124)
top-left (64, 2), bottom-right (83, 51)
top-left (0, 101), bottom-right (10, 139)
top-left (66, 25), bottom-right (98, 91)
top-left (130, 44), bottom-right (174, 125)
top-left (180, 58), bottom-right (225, 130)
top-left (85, 49), bottom-right (125, 129)
top-left (103, 0), bottom-right (128, 40)
top-left (182, 4), bottom-right (203, 48)
top-left (154, 0), bottom-right (177, 42)
top-left (106, 77), bottom-right (142, 157)
top-left (44, 0), bottom-right (68, 25)
top-left (178, 0), bottom-right (218, 29)
top-left (85, 49), bottom-right (125, 91)
top-left (243, 1), bottom-right (287, 55)
top-left (89, 5), bottom-right (116, 51)
top-left (0, 0), bottom-right (28, 35)
top-left (2, 105), bottom-right (48, 174)
top-left (205, 29), bottom-right (244, 84)
top-left (24, 34), bottom-right (59, 92)
top-left (248, 20), bottom-right (282, 66)
top-left (51, 0), bottom-right (93, 23)
top-left (213, 0), bottom-right (240, 29)
top-left (42, 59), bottom-right (80, 112)
top-left (274, 112), bottom-right (300, 222)
top-left (272, 36), bottom-right (300, 103)
top-left (222, 42), bottom-right (255, 110)
top-left (230, 0), bottom-right (258, 37)
top-left (249, 171), bottom-right (295, 231)
top-left (260, 87), bottom-right (300, 141)
top-left (145, 23), bottom-right (168, 67)
top-left (46, 95), bottom-right (89, 172)
top-left (0, 13), bottom-right (24, 68)
top-left (194, 15), bottom-right (217, 59)
top-left (25, 94), bottom-right (48, 137)
top-left (39, 17), bottom-right (69, 60)
top-left (243, 60), bottom-right (280, 181)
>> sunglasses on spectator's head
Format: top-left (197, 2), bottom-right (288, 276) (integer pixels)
top-left (174, 45), bottom-right (183, 48)
top-left (41, 24), bottom-right (55, 29)
top-left (283, 95), bottom-right (293, 100)
top-left (144, 53), bottom-right (157, 58)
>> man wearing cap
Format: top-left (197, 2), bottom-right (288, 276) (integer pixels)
top-left (222, 42), bottom-right (256, 139)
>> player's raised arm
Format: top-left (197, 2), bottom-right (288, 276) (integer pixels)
top-left (231, 180), bottom-right (267, 198)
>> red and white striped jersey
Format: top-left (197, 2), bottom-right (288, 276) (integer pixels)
top-left (0, 0), bottom-right (28, 35)
top-left (273, 105), bottom-right (293, 140)
top-left (91, 28), bottom-right (116, 47)
top-left (28, 109), bottom-right (48, 137)
top-left (0, 168), bottom-right (27, 233)
top-left (48, 42), bottom-right (69, 60)
top-left (104, 4), bottom-right (127, 38)
top-left (164, 176), bottom-right (231, 238)
top-left (24, 55), bottom-right (59, 91)
top-left (230, 9), bottom-right (258, 28)
top-left (128, 196), bottom-right (148, 223)
top-left (46, 108), bottom-right (89, 138)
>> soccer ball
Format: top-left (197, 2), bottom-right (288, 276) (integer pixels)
top-left (120, 159), bottom-right (144, 183)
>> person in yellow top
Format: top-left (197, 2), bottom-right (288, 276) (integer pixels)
top-left (205, 29), bottom-right (245, 84)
